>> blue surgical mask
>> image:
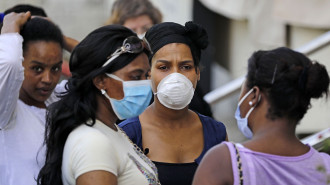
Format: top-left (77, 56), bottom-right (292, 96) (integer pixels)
top-left (235, 88), bottom-right (257, 139)
top-left (101, 74), bottom-right (152, 120)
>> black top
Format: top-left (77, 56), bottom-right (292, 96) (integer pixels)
top-left (153, 161), bottom-right (198, 185)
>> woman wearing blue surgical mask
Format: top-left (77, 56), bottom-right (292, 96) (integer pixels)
top-left (193, 47), bottom-right (330, 185)
top-left (37, 25), bottom-right (160, 185)
top-left (119, 21), bottom-right (228, 185)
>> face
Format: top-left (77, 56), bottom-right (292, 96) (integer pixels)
top-left (105, 52), bottom-right (150, 100)
top-left (150, 43), bottom-right (200, 93)
top-left (20, 41), bottom-right (63, 108)
top-left (123, 15), bottom-right (153, 35)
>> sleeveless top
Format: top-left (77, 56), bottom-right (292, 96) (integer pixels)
top-left (119, 113), bottom-right (227, 185)
top-left (224, 141), bottom-right (330, 185)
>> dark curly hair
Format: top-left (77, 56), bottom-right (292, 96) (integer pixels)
top-left (37, 25), bottom-right (150, 185)
top-left (246, 47), bottom-right (329, 122)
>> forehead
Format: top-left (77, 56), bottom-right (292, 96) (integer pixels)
top-left (113, 53), bottom-right (149, 73)
top-left (24, 41), bottom-right (63, 65)
top-left (123, 15), bottom-right (153, 29)
top-left (152, 43), bottom-right (193, 61)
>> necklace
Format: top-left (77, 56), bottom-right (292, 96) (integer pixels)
top-left (117, 126), bottom-right (161, 185)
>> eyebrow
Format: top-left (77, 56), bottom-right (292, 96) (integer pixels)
top-left (155, 60), bottom-right (194, 64)
top-left (129, 69), bottom-right (146, 74)
top-left (30, 60), bottom-right (63, 67)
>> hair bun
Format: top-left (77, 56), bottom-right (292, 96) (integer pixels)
top-left (305, 61), bottom-right (329, 98)
top-left (184, 21), bottom-right (208, 50)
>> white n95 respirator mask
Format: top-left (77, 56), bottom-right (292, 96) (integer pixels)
top-left (155, 73), bottom-right (195, 110)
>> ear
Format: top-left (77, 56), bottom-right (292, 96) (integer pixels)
top-left (250, 86), bottom-right (261, 106)
top-left (93, 74), bottom-right (107, 91)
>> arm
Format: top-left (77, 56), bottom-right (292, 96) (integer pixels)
top-left (63, 35), bottom-right (79, 52)
top-left (77, 170), bottom-right (117, 185)
top-left (192, 143), bottom-right (233, 185)
top-left (0, 12), bottom-right (31, 128)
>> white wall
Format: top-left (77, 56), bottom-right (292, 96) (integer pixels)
top-left (1, 0), bottom-right (193, 41)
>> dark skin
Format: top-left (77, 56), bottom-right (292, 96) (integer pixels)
top-left (2, 12), bottom-right (63, 109)
top-left (138, 43), bottom-right (228, 163)
top-left (19, 41), bottom-right (63, 108)
top-left (192, 81), bottom-right (310, 185)
top-left (78, 52), bottom-right (150, 185)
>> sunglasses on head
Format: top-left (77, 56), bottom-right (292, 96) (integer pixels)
top-left (102, 36), bottom-right (152, 67)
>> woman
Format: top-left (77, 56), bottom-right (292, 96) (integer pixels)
top-left (106, 0), bottom-right (162, 37)
top-left (37, 25), bottom-right (160, 185)
top-left (192, 47), bottom-right (330, 185)
top-left (119, 21), bottom-right (228, 185)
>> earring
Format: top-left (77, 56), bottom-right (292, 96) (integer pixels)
top-left (249, 101), bottom-right (253, 106)
top-left (101, 89), bottom-right (106, 94)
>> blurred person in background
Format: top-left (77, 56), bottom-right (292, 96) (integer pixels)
top-left (193, 47), bottom-right (330, 185)
top-left (0, 12), bottom-right (65, 185)
top-left (106, 0), bottom-right (162, 37)
top-left (119, 21), bottom-right (227, 185)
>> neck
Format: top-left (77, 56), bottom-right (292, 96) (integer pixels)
top-left (19, 91), bottom-right (46, 108)
top-left (147, 99), bottom-right (192, 127)
top-left (95, 94), bottom-right (118, 130)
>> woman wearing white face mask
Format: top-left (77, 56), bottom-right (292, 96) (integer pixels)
top-left (119, 21), bottom-right (228, 185)
top-left (193, 47), bottom-right (330, 185)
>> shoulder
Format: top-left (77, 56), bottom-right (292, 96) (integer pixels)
top-left (198, 113), bottom-right (227, 140)
top-left (67, 124), bottom-right (111, 149)
top-left (118, 117), bottom-right (141, 134)
top-left (118, 116), bottom-right (140, 128)
top-left (198, 113), bottom-right (226, 129)
top-left (193, 142), bottom-right (233, 185)
top-left (64, 124), bottom-right (121, 179)
top-left (118, 116), bottom-right (142, 144)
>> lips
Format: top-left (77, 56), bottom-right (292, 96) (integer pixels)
top-left (37, 87), bottom-right (53, 96)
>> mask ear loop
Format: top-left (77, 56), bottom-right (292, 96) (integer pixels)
top-left (101, 89), bottom-right (111, 100)
top-left (245, 94), bottom-right (262, 118)
top-left (106, 73), bottom-right (124, 82)
top-left (238, 89), bottom-right (254, 106)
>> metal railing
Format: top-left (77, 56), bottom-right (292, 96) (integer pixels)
top-left (204, 30), bottom-right (330, 105)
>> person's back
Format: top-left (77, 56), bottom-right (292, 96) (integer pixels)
top-left (0, 13), bottom-right (64, 185)
top-left (193, 47), bottom-right (330, 185)
top-left (225, 142), bottom-right (330, 185)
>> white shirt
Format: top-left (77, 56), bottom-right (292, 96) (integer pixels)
top-left (62, 120), bottom-right (159, 185)
top-left (0, 33), bottom-right (66, 185)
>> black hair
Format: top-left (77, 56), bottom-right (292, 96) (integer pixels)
top-left (246, 47), bottom-right (329, 122)
top-left (145, 21), bottom-right (208, 68)
top-left (37, 25), bottom-right (150, 185)
top-left (0, 4), bottom-right (48, 31)
top-left (4, 4), bottom-right (48, 17)
top-left (20, 18), bottom-right (64, 51)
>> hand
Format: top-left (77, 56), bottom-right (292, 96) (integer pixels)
top-left (1, 12), bottom-right (31, 34)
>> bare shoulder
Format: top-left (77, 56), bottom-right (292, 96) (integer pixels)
top-left (192, 143), bottom-right (233, 185)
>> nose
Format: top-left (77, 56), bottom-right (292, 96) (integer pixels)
top-left (41, 71), bottom-right (53, 85)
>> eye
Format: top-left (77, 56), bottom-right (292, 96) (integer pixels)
top-left (130, 75), bottom-right (142, 80)
top-left (52, 66), bottom-right (62, 72)
top-left (158, 65), bottom-right (168, 70)
top-left (32, 66), bottom-right (43, 73)
top-left (181, 65), bottom-right (193, 70)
